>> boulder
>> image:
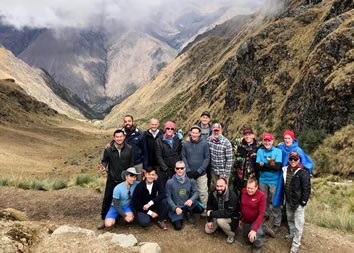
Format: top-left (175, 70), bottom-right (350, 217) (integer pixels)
top-left (52, 225), bottom-right (95, 236)
top-left (99, 232), bottom-right (138, 248)
top-left (139, 242), bottom-right (161, 253)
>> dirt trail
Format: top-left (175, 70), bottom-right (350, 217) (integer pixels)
top-left (0, 187), bottom-right (353, 253)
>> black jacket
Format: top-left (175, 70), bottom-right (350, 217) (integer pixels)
top-left (132, 178), bottom-right (166, 213)
top-left (101, 143), bottom-right (134, 182)
top-left (155, 135), bottom-right (182, 172)
top-left (144, 129), bottom-right (164, 167)
top-left (285, 167), bottom-right (311, 210)
top-left (207, 189), bottom-right (240, 231)
top-left (123, 127), bottom-right (149, 169)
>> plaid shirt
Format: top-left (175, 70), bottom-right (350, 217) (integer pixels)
top-left (208, 135), bottom-right (233, 176)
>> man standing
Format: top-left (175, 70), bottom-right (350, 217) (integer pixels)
top-left (198, 111), bottom-right (212, 140)
top-left (166, 161), bottom-right (202, 230)
top-left (207, 123), bottom-right (233, 187)
top-left (283, 152), bottom-right (311, 253)
top-left (205, 178), bottom-right (239, 244)
top-left (156, 121), bottom-right (182, 185)
top-left (240, 178), bottom-right (266, 253)
top-left (233, 128), bottom-right (260, 194)
top-left (132, 167), bottom-right (168, 230)
top-left (256, 133), bottom-right (282, 232)
top-left (144, 118), bottom-right (163, 172)
top-left (122, 115), bottom-right (148, 181)
top-left (104, 167), bottom-right (140, 228)
top-left (98, 129), bottom-right (134, 229)
top-left (182, 125), bottom-right (210, 214)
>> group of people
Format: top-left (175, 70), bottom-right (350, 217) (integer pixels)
top-left (98, 112), bottom-right (313, 253)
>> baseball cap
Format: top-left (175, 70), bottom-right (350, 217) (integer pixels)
top-left (243, 128), bottom-right (254, 135)
top-left (289, 152), bottom-right (300, 159)
top-left (263, 133), bottom-right (273, 141)
top-left (212, 123), bottom-right (222, 130)
top-left (201, 111), bottom-right (211, 118)
top-left (190, 125), bottom-right (201, 132)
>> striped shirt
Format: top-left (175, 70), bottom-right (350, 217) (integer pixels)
top-left (207, 135), bottom-right (233, 176)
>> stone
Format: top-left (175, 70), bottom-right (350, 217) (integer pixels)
top-left (139, 242), bottom-right (161, 253)
top-left (0, 208), bottom-right (28, 221)
top-left (52, 225), bottom-right (95, 237)
top-left (111, 234), bottom-right (137, 248)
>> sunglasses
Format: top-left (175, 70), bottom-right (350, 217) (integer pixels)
top-left (175, 167), bottom-right (185, 170)
top-left (289, 157), bottom-right (299, 162)
top-left (166, 128), bottom-right (175, 130)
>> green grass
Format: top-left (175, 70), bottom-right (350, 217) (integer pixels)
top-left (74, 173), bottom-right (97, 186)
top-left (307, 178), bottom-right (354, 233)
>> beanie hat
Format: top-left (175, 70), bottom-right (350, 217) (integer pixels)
top-left (164, 121), bottom-right (176, 129)
top-left (283, 130), bottom-right (295, 140)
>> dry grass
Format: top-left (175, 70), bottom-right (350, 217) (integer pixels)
top-left (307, 177), bottom-right (354, 233)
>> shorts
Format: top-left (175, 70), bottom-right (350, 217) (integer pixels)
top-left (105, 206), bottom-right (133, 220)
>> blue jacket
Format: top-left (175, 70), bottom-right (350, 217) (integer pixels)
top-left (273, 140), bottom-right (313, 207)
top-left (182, 137), bottom-right (210, 175)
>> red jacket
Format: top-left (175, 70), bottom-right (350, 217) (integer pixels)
top-left (241, 188), bottom-right (266, 232)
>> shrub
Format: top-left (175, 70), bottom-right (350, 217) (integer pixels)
top-left (52, 178), bottom-right (68, 190)
top-left (75, 173), bottom-right (96, 186)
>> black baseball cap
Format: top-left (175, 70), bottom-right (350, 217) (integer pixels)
top-left (201, 111), bottom-right (211, 118)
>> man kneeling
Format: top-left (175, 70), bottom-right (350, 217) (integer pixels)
top-left (132, 167), bottom-right (168, 230)
top-left (104, 167), bottom-right (140, 228)
top-left (205, 178), bottom-right (239, 244)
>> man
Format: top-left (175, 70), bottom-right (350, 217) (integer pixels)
top-left (205, 178), bottom-right (239, 244)
top-left (156, 121), bottom-right (182, 185)
top-left (207, 123), bottom-right (233, 187)
top-left (132, 167), bottom-right (168, 230)
top-left (198, 111), bottom-right (212, 140)
top-left (240, 177), bottom-right (266, 253)
top-left (233, 128), bottom-right (260, 195)
top-left (144, 118), bottom-right (164, 171)
top-left (98, 129), bottom-right (134, 229)
top-left (104, 167), bottom-right (140, 228)
top-left (256, 133), bottom-right (282, 232)
top-left (166, 161), bottom-right (202, 230)
top-left (283, 152), bottom-right (311, 253)
top-left (182, 125), bottom-right (210, 214)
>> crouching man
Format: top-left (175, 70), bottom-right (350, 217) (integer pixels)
top-left (240, 177), bottom-right (266, 253)
top-left (205, 178), bottom-right (239, 244)
top-left (166, 161), bottom-right (203, 230)
top-left (104, 167), bottom-right (140, 228)
top-left (132, 167), bottom-right (168, 230)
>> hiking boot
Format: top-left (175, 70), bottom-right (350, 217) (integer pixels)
top-left (200, 210), bottom-right (208, 219)
top-left (185, 212), bottom-right (195, 224)
top-left (157, 220), bottom-right (168, 231)
top-left (97, 222), bottom-right (105, 230)
top-left (285, 234), bottom-right (294, 241)
top-left (290, 245), bottom-right (299, 253)
top-left (263, 224), bottom-right (275, 238)
top-left (273, 225), bottom-right (280, 233)
top-left (252, 247), bottom-right (262, 253)
top-left (226, 235), bottom-right (235, 244)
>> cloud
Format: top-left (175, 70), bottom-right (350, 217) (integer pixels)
top-left (1, 0), bottom-right (266, 30)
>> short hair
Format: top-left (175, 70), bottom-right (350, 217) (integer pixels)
top-left (175, 161), bottom-right (185, 168)
top-left (216, 177), bottom-right (227, 185)
top-left (124, 115), bottom-right (134, 121)
top-left (145, 167), bottom-right (157, 173)
top-left (150, 118), bottom-right (159, 124)
top-left (247, 177), bottom-right (258, 187)
top-left (113, 129), bottom-right (125, 136)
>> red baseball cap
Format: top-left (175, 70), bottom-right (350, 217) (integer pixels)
top-left (263, 133), bottom-right (273, 141)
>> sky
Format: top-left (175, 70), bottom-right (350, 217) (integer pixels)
top-left (0, 0), bottom-right (266, 30)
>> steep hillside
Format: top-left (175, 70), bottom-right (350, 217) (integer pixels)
top-left (103, 0), bottom-right (353, 175)
top-left (0, 47), bottom-right (85, 119)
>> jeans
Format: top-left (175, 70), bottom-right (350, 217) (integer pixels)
top-left (168, 201), bottom-right (198, 223)
top-left (137, 198), bottom-right (168, 227)
top-left (286, 202), bottom-right (305, 248)
top-left (259, 183), bottom-right (281, 227)
top-left (243, 222), bottom-right (264, 248)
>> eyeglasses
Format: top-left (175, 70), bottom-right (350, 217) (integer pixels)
top-left (175, 167), bottom-right (185, 170)
top-left (166, 128), bottom-right (175, 130)
top-left (289, 157), bottom-right (298, 162)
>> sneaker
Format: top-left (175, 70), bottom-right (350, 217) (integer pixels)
top-left (263, 224), bottom-right (275, 238)
top-left (252, 247), bottom-right (262, 253)
top-left (97, 222), bottom-right (105, 230)
top-left (226, 235), bottom-right (235, 244)
top-left (273, 225), bottom-right (280, 233)
top-left (157, 220), bottom-right (168, 231)
top-left (290, 245), bottom-right (299, 253)
top-left (285, 234), bottom-right (294, 241)
top-left (185, 212), bottom-right (195, 224)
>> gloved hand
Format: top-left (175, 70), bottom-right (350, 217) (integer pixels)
top-left (192, 171), bottom-right (200, 179)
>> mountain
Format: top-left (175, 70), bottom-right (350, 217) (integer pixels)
top-left (0, 2), bottom-right (263, 114)
top-left (0, 46), bottom-right (88, 119)
top-left (102, 0), bottom-right (354, 175)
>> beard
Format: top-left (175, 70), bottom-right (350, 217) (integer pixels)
top-left (217, 189), bottom-right (226, 196)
